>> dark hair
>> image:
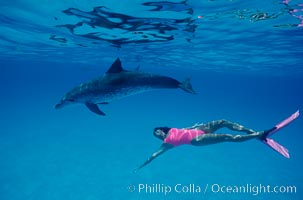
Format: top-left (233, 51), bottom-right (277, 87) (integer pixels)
top-left (153, 127), bottom-right (171, 140)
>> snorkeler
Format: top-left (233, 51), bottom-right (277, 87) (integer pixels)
top-left (134, 111), bottom-right (299, 172)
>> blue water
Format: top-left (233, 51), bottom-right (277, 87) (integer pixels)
top-left (1, 0), bottom-right (303, 200)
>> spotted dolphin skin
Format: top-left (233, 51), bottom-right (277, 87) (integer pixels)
top-left (55, 58), bottom-right (196, 115)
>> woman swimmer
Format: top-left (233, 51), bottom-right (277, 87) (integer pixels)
top-left (134, 111), bottom-right (300, 172)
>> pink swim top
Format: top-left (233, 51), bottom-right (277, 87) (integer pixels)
top-left (164, 128), bottom-right (205, 146)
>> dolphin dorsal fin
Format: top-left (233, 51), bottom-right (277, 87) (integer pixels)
top-left (135, 65), bottom-right (140, 71)
top-left (106, 58), bottom-right (125, 73)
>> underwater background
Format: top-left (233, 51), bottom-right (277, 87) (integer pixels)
top-left (0, 0), bottom-right (303, 200)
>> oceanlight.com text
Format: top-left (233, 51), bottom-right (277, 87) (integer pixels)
top-left (210, 183), bottom-right (296, 196)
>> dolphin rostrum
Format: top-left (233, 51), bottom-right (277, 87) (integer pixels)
top-left (55, 58), bottom-right (196, 115)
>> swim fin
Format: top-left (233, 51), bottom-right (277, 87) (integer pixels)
top-left (261, 110), bottom-right (299, 158)
top-left (262, 138), bottom-right (290, 158)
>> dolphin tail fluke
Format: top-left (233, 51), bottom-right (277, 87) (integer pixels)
top-left (179, 78), bottom-right (196, 94)
top-left (85, 102), bottom-right (106, 116)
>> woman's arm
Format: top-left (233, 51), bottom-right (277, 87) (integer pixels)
top-left (134, 143), bottom-right (173, 173)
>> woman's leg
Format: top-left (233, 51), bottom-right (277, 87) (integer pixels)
top-left (191, 132), bottom-right (263, 146)
top-left (193, 119), bottom-right (255, 134)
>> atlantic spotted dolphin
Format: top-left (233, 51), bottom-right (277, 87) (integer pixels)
top-left (55, 58), bottom-right (195, 115)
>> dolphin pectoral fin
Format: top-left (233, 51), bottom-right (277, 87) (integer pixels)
top-left (85, 102), bottom-right (106, 116)
top-left (97, 102), bottom-right (109, 105)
